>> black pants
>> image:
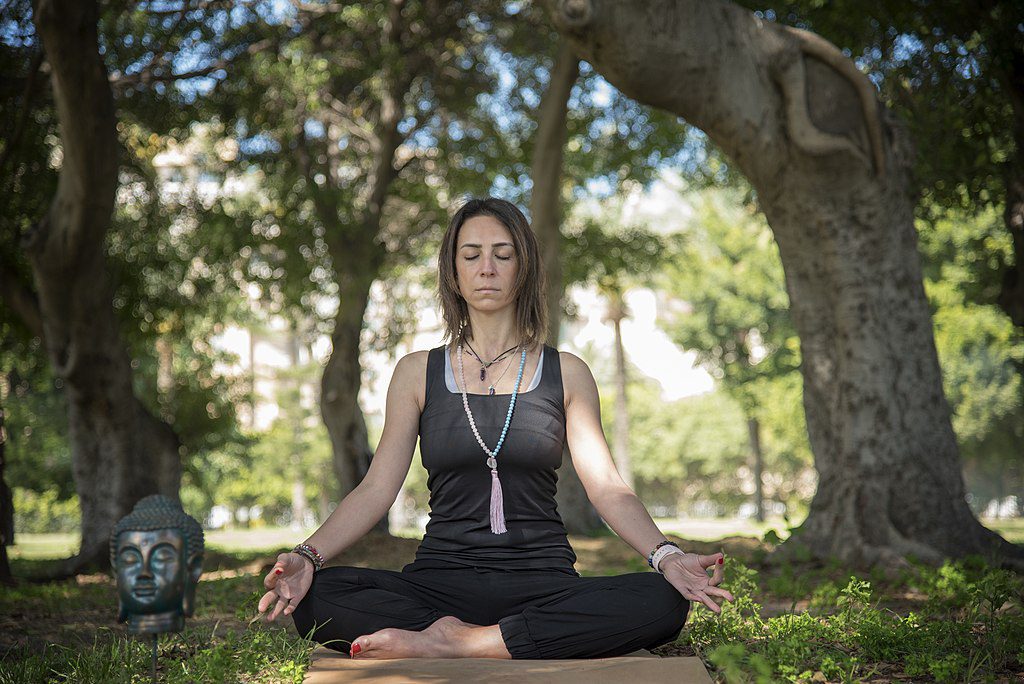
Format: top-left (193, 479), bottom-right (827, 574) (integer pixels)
top-left (291, 565), bottom-right (690, 659)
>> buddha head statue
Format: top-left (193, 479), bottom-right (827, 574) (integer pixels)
top-left (110, 494), bottom-right (205, 634)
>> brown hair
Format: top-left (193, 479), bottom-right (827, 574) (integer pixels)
top-left (437, 197), bottom-right (547, 349)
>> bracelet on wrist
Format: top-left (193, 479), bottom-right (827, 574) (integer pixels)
top-left (292, 543), bottom-right (325, 572)
top-left (647, 540), bottom-right (679, 569)
top-left (653, 547), bottom-right (686, 574)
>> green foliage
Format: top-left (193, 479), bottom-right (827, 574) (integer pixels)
top-left (685, 557), bottom-right (1024, 683)
top-left (12, 487), bottom-right (79, 534)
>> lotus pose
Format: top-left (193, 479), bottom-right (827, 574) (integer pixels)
top-left (257, 197), bottom-right (733, 659)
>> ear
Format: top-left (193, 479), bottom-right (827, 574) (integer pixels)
top-left (187, 552), bottom-right (203, 583)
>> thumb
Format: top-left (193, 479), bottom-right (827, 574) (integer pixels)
top-left (698, 552), bottom-right (725, 570)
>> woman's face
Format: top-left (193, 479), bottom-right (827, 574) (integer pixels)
top-left (455, 215), bottom-right (518, 314)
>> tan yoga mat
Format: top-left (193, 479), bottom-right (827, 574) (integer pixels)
top-left (304, 646), bottom-right (713, 683)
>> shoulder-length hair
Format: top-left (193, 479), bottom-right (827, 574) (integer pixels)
top-left (437, 197), bottom-right (548, 350)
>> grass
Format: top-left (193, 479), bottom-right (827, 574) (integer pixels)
top-left (2, 521), bottom-right (1022, 682)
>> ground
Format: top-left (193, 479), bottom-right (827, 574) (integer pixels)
top-left (1, 520), bottom-right (1022, 682)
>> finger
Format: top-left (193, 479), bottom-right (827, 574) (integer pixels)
top-left (705, 585), bottom-right (735, 602)
top-left (267, 595), bottom-right (289, 622)
top-left (691, 589), bottom-right (722, 614)
top-left (257, 590), bottom-right (278, 614)
top-left (264, 564), bottom-right (285, 590)
top-left (708, 554), bottom-right (725, 586)
top-left (282, 595), bottom-right (301, 617)
top-left (698, 552), bottom-right (725, 571)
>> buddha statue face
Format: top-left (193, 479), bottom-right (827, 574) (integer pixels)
top-left (110, 495), bottom-right (205, 634)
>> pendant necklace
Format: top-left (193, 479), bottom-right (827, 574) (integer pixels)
top-left (456, 342), bottom-right (526, 534)
top-left (483, 352), bottom-right (517, 395)
top-left (464, 341), bottom-right (519, 383)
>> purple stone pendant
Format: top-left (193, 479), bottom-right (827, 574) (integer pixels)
top-left (480, 367), bottom-right (486, 382)
top-left (488, 387), bottom-right (495, 396)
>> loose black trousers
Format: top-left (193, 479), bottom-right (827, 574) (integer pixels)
top-left (291, 565), bottom-right (690, 659)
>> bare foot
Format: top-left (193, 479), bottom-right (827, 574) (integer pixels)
top-left (350, 615), bottom-right (509, 659)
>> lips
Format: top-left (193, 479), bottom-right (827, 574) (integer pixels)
top-left (133, 583), bottom-right (157, 597)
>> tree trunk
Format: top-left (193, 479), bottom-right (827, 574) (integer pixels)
top-left (997, 50), bottom-right (1024, 328)
top-left (608, 294), bottom-right (634, 490)
top-left (532, 40), bottom-right (579, 346)
top-left (0, 402), bottom-right (14, 586)
top-left (26, 0), bottom-right (181, 575)
top-left (548, 0), bottom-right (1024, 569)
top-left (288, 332), bottom-right (310, 529)
top-left (747, 416), bottom-right (764, 523)
top-left (530, 40), bottom-right (604, 534)
top-left (320, 264), bottom-right (387, 534)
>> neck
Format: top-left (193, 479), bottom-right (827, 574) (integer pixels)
top-left (462, 312), bottom-right (521, 359)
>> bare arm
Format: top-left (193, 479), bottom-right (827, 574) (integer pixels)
top-left (260, 351), bottom-right (425, 621)
top-left (561, 351), bottom-right (732, 614)
top-left (560, 351), bottom-right (668, 560)
top-left (301, 350), bottom-right (425, 561)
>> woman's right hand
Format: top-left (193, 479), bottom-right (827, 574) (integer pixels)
top-left (258, 552), bottom-right (314, 622)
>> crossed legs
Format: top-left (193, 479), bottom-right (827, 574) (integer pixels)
top-left (291, 566), bottom-right (688, 660)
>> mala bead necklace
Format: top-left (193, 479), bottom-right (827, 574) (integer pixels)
top-left (456, 342), bottom-right (527, 534)
top-left (464, 341), bottom-right (519, 383)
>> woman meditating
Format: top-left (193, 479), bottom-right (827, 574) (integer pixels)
top-left (257, 197), bottom-right (734, 660)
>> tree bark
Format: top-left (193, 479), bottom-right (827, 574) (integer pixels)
top-left (547, 0), bottom-right (1023, 569)
top-left (532, 40), bottom-right (579, 346)
top-left (0, 403), bottom-right (14, 586)
top-left (608, 292), bottom-right (635, 490)
top-left (288, 332), bottom-right (310, 529)
top-left (319, 255), bottom-right (388, 534)
top-left (997, 48), bottom-right (1024, 328)
top-left (26, 0), bottom-right (181, 575)
top-left (747, 416), bottom-right (764, 523)
top-left (530, 40), bottom-right (604, 534)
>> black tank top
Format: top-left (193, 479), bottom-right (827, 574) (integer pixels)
top-left (403, 344), bottom-right (579, 576)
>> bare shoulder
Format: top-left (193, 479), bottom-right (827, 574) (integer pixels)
top-left (392, 349), bottom-right (431, 413)
top-left (558, 350), bottom-right (598, 410)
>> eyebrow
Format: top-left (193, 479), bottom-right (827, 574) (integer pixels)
top-left (459, 242), bottom-right (514, 249)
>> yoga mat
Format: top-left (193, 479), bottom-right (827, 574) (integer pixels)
top-left (304, 646), bottom-right (713, 683)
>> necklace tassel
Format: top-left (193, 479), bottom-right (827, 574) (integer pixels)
top-left (489, 469), bottom-right (507, 534)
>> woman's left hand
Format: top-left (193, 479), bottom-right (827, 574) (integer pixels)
top-left (660, 551), bottom-right (735, 614)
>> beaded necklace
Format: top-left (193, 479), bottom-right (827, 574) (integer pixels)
top-left (455, 342), bottom-right (527, 534)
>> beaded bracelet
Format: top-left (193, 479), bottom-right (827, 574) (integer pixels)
top-left (652, 545), bottom-right (686, 574)
top-left (292, 543), bottom-right (325, 572)
top-left (647, 540), bottom-right (679, 569)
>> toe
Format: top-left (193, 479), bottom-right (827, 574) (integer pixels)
top-left (350, 637), bottom-right (370, 657)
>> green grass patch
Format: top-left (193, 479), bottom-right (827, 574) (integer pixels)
top-left (2, 530), bottom-right (1023, 682)
top-left (682, 556), bottom-right (1024, 683)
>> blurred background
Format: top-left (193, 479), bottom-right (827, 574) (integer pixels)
top-left (2, 0), bottom-right (1021, 570)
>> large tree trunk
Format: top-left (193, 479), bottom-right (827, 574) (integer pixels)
top-left (25, 0), bottom-right (181, 575)
top-left (548, 0), bottom-right (1024, 569)
top-left (530, 40), bottom-right (604, 534)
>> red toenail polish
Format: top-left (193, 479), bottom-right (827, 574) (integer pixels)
top-left (717, 558), bottom-right (724, 565)
top-left (275, 569), bottom-right (283, 574)
top-left (351, 644), bottom-right (361, 655)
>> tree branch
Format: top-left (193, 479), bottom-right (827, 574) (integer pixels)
top-left (0, 260), bottom-right (46, 342)
top-left (109, 35), bottom-right (277, 89)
